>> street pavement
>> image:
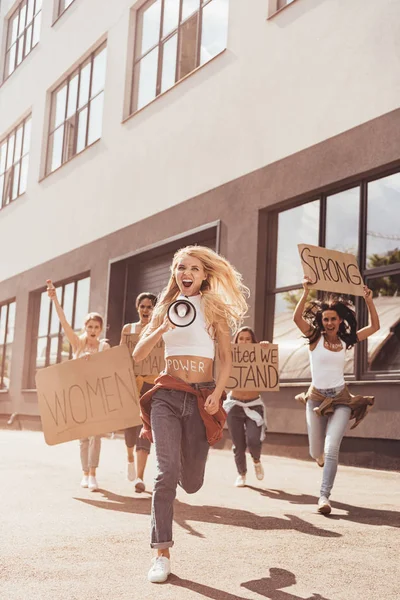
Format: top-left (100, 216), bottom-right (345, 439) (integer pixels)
top-left (0, 430), bottom-right (399, 600)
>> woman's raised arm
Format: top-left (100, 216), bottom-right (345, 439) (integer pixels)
top-left (356, 286), bottom-right (380, 342)
top-left (46, 280), bottom-right (80, 352)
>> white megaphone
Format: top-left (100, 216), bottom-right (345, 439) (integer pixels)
top-left (167, 297), bottom-right (197, 328)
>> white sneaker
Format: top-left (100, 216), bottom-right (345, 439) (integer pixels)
top-left (254, 461), bottom-right (264, 481)
top-left (127, 461), bottom-right (136, 482)
top-left (234, 474), bottom-right (246, 487)
top-left (147, 556), bottom-right (171, 583)
top-left (318, 496), bottom-right (332, 515)
top-left (80, 475), bottom-right (89, 488)
top-left (134, 477), bottom-right (146, 493)
top-left (88, 476), bottom-right (98, 491)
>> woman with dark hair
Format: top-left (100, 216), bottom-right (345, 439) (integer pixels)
top-left (120, 292), bottom-right (157, 493)
top-left (223, 327), bottom-right (270, 487)
top-left (293, 277), bottom-right (379, 515)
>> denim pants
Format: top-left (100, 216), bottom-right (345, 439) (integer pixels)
top-left (306, 387), bottom-right (351, 499)
top-left (150, 383), bottom-right (213, 549)
top-left (227, 404), bottom-right (264, 475)
top-left (79, 436), bottom-right (101, 472)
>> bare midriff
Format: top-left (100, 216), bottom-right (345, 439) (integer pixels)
top-left (230, 390), bottom-right (260, 402)
top-left (165, 355), bottom-right (214, 384)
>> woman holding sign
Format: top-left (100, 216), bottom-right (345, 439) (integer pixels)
top-left (46, 280), bottom-right (110, 492)
top-left (133, 246), bottom-right (248, 583)
top-left (293, 277), bottom-right (379, 515)
top-left (223, 327), bottom-right (269, 487)
top-left (120, 292), bottom-right (157, 493)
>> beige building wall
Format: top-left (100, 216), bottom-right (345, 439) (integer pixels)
top-left (0, 0), bottom-right (399, 281)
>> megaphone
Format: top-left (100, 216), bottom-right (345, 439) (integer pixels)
top-left (167, 298), bottom-right (197, 328)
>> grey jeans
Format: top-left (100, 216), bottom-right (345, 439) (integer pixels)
top-left (306, 387), bottom-right (351, 499)
top-left (150, 383), bottom-right (213, 549)
top-left (79, 436), bottom-right (101, 472)
top-left (226, 404), bottom-right (264, 475)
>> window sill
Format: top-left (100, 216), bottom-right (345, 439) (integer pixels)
top-left (0, 389), bottom-right (10, 394)
top-left (279, 379), bottom-right (400, 387)
top-left (39, 138), bottom-right (101, 183)
top-left (123, 48), bottom-right (227, 125)
top-left (21, 389), bottom-right (37, 393)
top-left (267, 0), bottom-right (299, 20)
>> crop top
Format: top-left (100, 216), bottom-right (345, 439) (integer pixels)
top-left (163, 294), bottom-right (215, 359)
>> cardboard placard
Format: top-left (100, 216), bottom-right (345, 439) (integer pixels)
top-left (122, 333), bottom-right (165, 377)
top-left (219, 343), bottom-right (279, 392)
top-left (36, 345), bottom-right (141, 446)
top-left (298, 244), bottom-right (364, 296)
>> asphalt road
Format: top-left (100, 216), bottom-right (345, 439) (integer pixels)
top-left (0, 430), bottom-right (399, 600)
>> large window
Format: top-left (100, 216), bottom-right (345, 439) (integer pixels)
top-left (4, 0), bottom-right (42, 79)
top-left (46, 42), bottom-right (107, 174)
top-left (32, 276), bottom-right (90, 383)
top-left (131, 0), bottom-right (229, 113)
top-left (267, 171), bottom-right (400, 380)
top-left (0, 116), bottom-right (31, 210)
top-left (0, 300), bottom-right (16, 390)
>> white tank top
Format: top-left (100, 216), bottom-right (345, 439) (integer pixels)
top-left (310, 336), bottom-right (345, 389)
top-left (163, 294), bottom-right (215, 359)
top-left (73, 339), bottom-right (107, 359)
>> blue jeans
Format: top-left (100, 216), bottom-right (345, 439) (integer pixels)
top-left (150, 383), bottom-right (214, 549)
top-left (226, 405), bottom-right (264, 475)
top-left (306, 387), bottom-right (351, 499)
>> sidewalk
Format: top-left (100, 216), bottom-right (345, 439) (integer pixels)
top-left (0, 430), bottom-right (399, 600)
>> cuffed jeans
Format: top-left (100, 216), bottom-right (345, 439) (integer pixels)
top-left (150, 383), bottom-right (213, 549)
top-left (306, 388), bottom-right (351, 499)
top-left (226, 404), bottom-right (264, 475)
top-left (79, 436), bottom-right (101, 472)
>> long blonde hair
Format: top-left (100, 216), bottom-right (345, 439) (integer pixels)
top-left (145, 246), bottom-right (249, 338)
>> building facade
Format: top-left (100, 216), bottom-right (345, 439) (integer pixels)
top-left (0, 0), bottom-right (399, 467)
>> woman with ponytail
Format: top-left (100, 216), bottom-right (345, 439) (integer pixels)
top-left (133, 246), bottom-right (248, 583)
top-left (293, 277), bottom-right (379, 515)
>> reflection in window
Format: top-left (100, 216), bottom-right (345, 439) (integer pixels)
top-left (367, 273), bottom-right (400, 372)
top-left (0, 300), bottom-right (16, 390)
top-left (326, 187), bottom-right (359, 255)
top-left (367, 173), bottom-right (400, 269)
top-left (46, 43), bottom-right (107, 174)
top-left (34, 276), bottom-right (90, 377)
top-left (276, 200), bottom-right (319, 289)
top-left (132, 0), bottom-right (229, 113)
top-left (5, 0), bottom-right (42, 79)
top-left (0, 116), bottom-right (31, 210)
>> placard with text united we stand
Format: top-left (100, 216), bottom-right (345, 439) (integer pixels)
top-left (298, 243), bottom-right (364, 296)
top-left (121, 333), bottom-right (165, 376)
top-left (36, 345), bottom-right (142, 445)
top-left (217, 343), bottom-right (279, 392)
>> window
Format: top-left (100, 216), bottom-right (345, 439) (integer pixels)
top-left (268, 0), bottom-right (296, 17)
top-left (0, 300), bottom-right (16, 390)
top-left (267, 171), bottom-right (400, 380)
top-left (56, 0), bottom-right (76, 19)
top-left (131, 0), bottom-right (229, 112)
top-left (46, 43), bottom-right (107, 174)
top-left (0, 115), bottom-right (31, 210)
top-left (33, 276), bottom-right (90, 382)
top-left (4, 0), bottom-right (42, 79)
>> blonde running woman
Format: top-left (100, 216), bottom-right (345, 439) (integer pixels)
top-left (46, 280), bottom-right (110, 491)
top-left (120, 292), bottom-right (157, 492)
top-left (133, 246), bottom-right (248, 583)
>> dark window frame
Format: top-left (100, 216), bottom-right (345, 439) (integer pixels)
top-left (45, 41), bottom-right (107, 175)
top-left (264, 165), bottom-right (400, 382)
top-left (28, 272), bottom-right (90, 387)
top-left (55, 0), bottom-right (76, 21)
top-left (4, 0), bottom-right (42, 81)
top-left (0, 115), bottom-right (31, 210)
top-left (0, 298), bottom-right (16, 390)
top-left (130, 0), bottom-right (226, 114)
